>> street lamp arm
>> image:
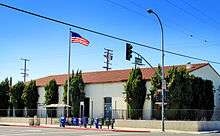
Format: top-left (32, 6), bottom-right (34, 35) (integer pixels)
top-left (150, 11), bottom-right (164, 37)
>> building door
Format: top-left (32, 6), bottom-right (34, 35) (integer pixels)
top-left (104, 97), bottom-right (112, 119)
top-left (84, 97), bottom-right (90, 118)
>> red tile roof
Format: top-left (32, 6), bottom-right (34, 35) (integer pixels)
top-left (35, 63), bottom-right (209, 87)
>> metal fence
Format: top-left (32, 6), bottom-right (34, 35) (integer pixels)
top-left (112, 109), bottom-right (218, 121)
top-left (0, 109), bottom-right (65, 118)
top-left (0, 108), bottom-right (219, 121)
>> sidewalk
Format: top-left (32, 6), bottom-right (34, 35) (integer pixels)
top-left (0, 122), bottom-right (218, 134)
top-left (0, 122), bottom-right (150, 133)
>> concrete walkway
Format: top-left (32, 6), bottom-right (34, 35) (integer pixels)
top-left (1, 122), bottom-right (217, 134)
top-left (0, 122), bottom-right (150, 132)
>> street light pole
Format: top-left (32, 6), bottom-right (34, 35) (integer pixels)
top-left (147, 9), bottom-right (165, 132)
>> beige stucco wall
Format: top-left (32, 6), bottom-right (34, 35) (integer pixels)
top-left (85, 82), bottom-right (127, 118)
top-left (37, 82), bottom-right (130, 118)
top-left (35, 64), bottom-right (220, 120)
top-left (37, 86), bottom-right (65, 117)
top-left (191, 65), bottom-right (220, 91)
top-left (143, 81), bottom-right (152, 119)
top-left (85, 82), bottom-right (152, 119)
top-left (115, 119), bottom-right (220, 131)
top-left (0, 117), bottom-right (60, 125)
top-left (58, 86), bottom-right (64, 104)
top-left (37, 87), bottom-right (46, 117)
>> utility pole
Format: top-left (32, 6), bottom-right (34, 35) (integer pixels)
top-left (20, 58), bottom-right (30, 82)
top-left (103, 48), bottom-right (113, 71)
top-left (9, 77), bottom-right (13, 117)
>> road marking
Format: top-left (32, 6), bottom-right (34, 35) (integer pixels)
top-left (25, 130), bottom-right (42, 132)
top-left (0, 132), bottom-right (42, 136)
top-left (80, 132), bottom-right (147, 136)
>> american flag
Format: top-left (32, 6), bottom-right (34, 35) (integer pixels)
top-left (70, 31), bottom-right (90, 46)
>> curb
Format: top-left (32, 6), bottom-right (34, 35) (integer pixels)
top-left (112, 129), bottom-right (150, 133)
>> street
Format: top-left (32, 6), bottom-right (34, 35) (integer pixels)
top-left (0, 126), bottom-right (219, 136)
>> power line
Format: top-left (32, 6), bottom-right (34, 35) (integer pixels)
top-left (120, 0), bottom-right (207, 42)
top-left (164, 0), bottom-right (220, 31)
top-left (104, 0), bottom-right (147, 19)
top-left (105, 0), bottom-right (188, 36)
top-left (180, 0), bottom-right (220, 27)
top-left (0, 3), bottom-right (220, 64)
top-left (127, 0), bottom-right (146, 10)
top-left (164, 0), bottom-right (207, 23)
top-left (104, 0), bottom-right (197, 41)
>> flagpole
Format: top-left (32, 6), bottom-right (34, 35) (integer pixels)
top-left (67, 28), bottom-right (71, 118)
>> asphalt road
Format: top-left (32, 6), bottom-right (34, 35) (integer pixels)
top-left (0, 126), bottom-right (219, 136)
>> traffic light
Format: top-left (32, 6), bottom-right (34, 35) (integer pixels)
top-left (126, 43), bottom-right (133, 61)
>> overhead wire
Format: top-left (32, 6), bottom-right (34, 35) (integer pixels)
top-left (106, 0), bottom-right (191, 38)
top-left (125, 0), bottom-right (208, 43)
top-left (164, 0), bottom-right (220, 31)
top-left (103, 0), bottom-right (147, 19)
top-left (128, 0), bottom-right (220, 47)
top-left (181, 0), bottom-right (219, 24)
top-left (0, 3), bottom-right (220, 64)
top-left (180, 0), bottom-right (220, 27)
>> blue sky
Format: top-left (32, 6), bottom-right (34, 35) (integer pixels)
top-left (0, 0), bottom-right (220, 83)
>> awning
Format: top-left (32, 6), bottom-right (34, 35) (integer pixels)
top-left (44, 104), bottom-right (71, 108)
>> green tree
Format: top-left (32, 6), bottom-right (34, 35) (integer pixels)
top-left (191, 77), bottom-right (214, 120)
top-left (150, 66), bottom-right (214, 120)
top-left (124, 68), bottom-right (146, 119)
top-left (150, 65), bottom-right (168, 119)
top-left (166, 67), bottom-right (193, 120)
top-left (63, 71), bottom-right (74, 104)
top-left (11, 82), bottom-right (25, 117)
top-left (45, 79), bottom-right (59, 117)
top-left (150, 66), bottom-right (162, 110)
top-left (22, 80), bottom-right (39, 117)
top-left (63, 70), bottom-right (85, 117)
top-left (202, 79), bottom-right (214, 120)
top-left (0, 78), bottom-right (10, 116)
